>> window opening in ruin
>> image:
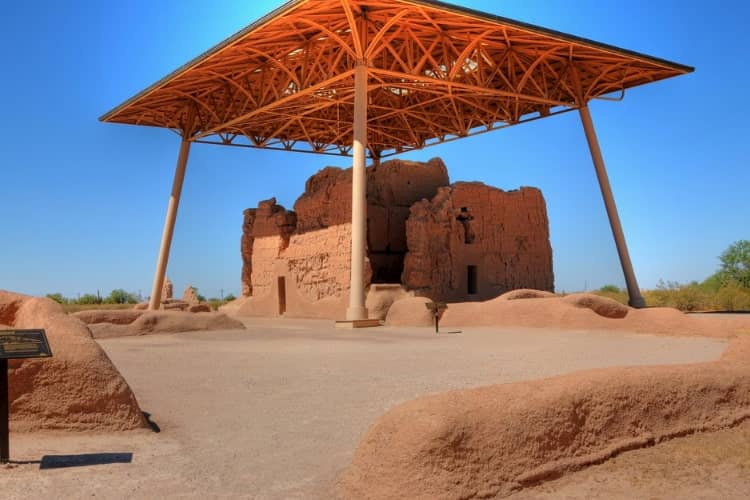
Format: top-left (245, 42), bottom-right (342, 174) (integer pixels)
top-left (467, 265), bottom-right (478, 295)
top-left (277, 276), bottom-right (287, 315)
top-left (457, 208), bottom-right (475, 244)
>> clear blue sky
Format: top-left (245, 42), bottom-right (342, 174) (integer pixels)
top-left (1, 0), bottom-right (748, 300)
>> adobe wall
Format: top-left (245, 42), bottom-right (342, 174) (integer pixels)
top-left (294, 158), bottom-right (450, 283)
top-left (402, 182), bottom-right (554, 302)
top-left (240, 198), bottom-right (296, 297)
top-left (236, 159), bottom-right (553, 319)
top-left (237, 159), bottom-right (449, 319)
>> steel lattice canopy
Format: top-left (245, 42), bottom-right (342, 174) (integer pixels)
top-left (100, 0), bottom-right (693, 158)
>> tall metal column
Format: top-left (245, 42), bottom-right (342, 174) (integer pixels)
top-left (148, 137), bottom-right (192, 310)
top-left (579, 104), bottom-right (646, 308)
top-left (346, 61), bottom-right (369, 321)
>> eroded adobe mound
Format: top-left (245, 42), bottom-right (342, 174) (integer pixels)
top-left (339, 336), bottom-right (750, 499)
top-left (499, 289), bottom-right (558, 301)
top-left (562, 293), bottom-right (629, 319)
top-left (87, 310), bottom-right (245, 339)
top-left (72, 309), bottom-right (144, 325)
top-left (366, 285), bottom-right (414, 321)
top-left (385, 297), bottom-right (434, 327)
top-left (0, 290), bottom-right (146, 431)
top-left (423, 290), bottom-right (748, 337)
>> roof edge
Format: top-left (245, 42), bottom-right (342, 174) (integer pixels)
top-left (404, 0), bottom-right (694, 74)
top-left (100, 0), bottom-right (694, 124)
top-left (99, 0), bottom-right (308, 123)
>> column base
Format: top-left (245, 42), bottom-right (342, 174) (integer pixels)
top-left (335, 319), bottom-right (381, 329)
top-left (628, 296), bottom-right (647, 309)
top-left (346, 306), bottom-right (369, 321)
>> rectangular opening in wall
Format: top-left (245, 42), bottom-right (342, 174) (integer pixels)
top-left (467, 265), bottom-right (478, 295)
top-left (277, 276), bottom-right (287, 315)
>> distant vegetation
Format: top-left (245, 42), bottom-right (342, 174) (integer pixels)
top-left (45, 289), bottom-right (238, 313)
top-left (46, 289), bottom-right (138, 306)
top-left (594, 240), bottom-right (750, 312)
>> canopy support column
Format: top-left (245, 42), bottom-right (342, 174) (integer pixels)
top-left (346, 61), bottom-right (369, 321)
top-left (579, 104), bottom-right (646, 308)
top-left (148, 137), bottom-right (192, 310)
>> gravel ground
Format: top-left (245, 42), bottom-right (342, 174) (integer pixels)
top-left (0, 319), bottom-right (730, 498)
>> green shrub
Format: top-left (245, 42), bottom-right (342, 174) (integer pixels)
top-left (711, 283), bottom-right (750, 311)
top-left (106, 289), bottom-right (138, 304)
top-left (593, 286), bottom-right (628, 305)
top-left (77, 293), bottom-right (102, 305)
top-left (45, 293), bottom-right (68, 304)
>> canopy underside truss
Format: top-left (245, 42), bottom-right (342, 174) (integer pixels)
top-left (101, 0), bottom-right (691, 157)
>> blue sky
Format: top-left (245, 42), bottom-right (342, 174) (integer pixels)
top-left (1, 0), bottom-right (748, 300)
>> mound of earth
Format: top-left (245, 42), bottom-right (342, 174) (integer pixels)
top-left (499, 289), bottom-right (558, 301)
top-left (72, 309), bottom-right (144, 325)
top-left (426, 291), bottom-right (750, 337)
top-left (562, 293), bottom-right (629, 319)
top-left (339, 336), bottom-right (750, 499)
top-left (0, 290), bottom-right (145, 431)
top-left (87, 310), bottom-right (245, 339)
top-left (366, 285), bottom-right (414, 321)
top-left (385, 297), bottom-right (434, 327)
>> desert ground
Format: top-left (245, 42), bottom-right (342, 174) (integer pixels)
top-left (2, 317), bottom-right (746, 499)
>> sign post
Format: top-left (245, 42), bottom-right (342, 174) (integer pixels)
top-left (425, 302), bottom-right (447, 334)
top-left (0, 329), bottom-right (53, 463)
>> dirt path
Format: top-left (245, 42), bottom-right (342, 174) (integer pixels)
top-left (0, 320), bottom-right (731, 498)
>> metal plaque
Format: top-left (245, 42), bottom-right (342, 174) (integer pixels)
top-left (0, 330), bottom-right (53, 359)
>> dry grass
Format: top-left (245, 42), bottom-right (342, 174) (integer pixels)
top-left (592, 285), bottom-right (750, 312)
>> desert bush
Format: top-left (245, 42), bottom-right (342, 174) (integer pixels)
top-left (711, 282), bottom-right (750, 311)
top-left (643, 280), bottom-right (711, 311)
top-left (592, 285), bottom-right (628, 305)
top-left (45, 293), bottom-right (68, 304)
top-left (77, 293), bottom-right (102, 305)
top-left (106, 289), bottom-right (138, 304)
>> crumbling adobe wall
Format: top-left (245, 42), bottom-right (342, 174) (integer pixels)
top-left (284, 225), bottom-right (357, 303)
top-left (240, 209), bottom-right (255, 297)
top-left (241, 198), bottom-right (296, 297)
top-left (240, 158), bottom-right (450, 309)
top-left (293, 158), bottom-right (449, 283)
top-left (238, 159), bottom-right (553, 318)
top-left (402, 182), bottom-right (554, 302)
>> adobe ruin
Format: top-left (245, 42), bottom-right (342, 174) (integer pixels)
top-left (236, 158), bottom-right (554, 319)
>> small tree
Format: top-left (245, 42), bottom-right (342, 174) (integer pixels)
top-left (46, 293), bottom-right (68, 304)
top-left (196, 292), bottom-right (207, 302)
top-left (78, 293), bottom-right (101, 305)
top-left (224, 293), bottom-right (236, 302)
top-left (107, 289), bottom-right (137, 304)
top-left (719, 240), bottom-right (750, 288)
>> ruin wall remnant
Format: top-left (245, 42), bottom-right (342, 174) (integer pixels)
top-left (402, 182), bottom-right (554, 302)
top-left (236, 159), bottom-right (553, 319)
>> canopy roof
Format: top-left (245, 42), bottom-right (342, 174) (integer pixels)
top-left (101, 0), bottom-right (692, 158)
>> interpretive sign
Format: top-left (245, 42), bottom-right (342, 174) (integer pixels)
top-left (0, 329), bottom-right (52, 462)
top-left (0, 329), bottom-right (53, 359)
